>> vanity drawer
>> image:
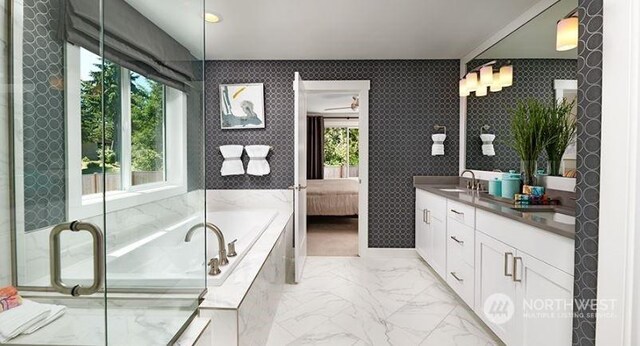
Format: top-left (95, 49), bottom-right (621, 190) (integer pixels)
top-left (447, 218), bottom-right (475, 267)
top-left (447, 200), bottom-right (475, 228)
top-left (446, 251), bottom-right (474, 307)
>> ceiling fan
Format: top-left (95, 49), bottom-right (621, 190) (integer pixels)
top-left (325, 96), bottom-right (359, 111)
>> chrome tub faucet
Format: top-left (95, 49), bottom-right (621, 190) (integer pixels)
top-left (185, 222), bottom-right (229, 266)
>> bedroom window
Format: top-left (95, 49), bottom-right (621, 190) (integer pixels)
top-left (323, 127), bottom-right (359, 178)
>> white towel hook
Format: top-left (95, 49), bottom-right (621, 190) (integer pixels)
top-left (480, 125), bottom-right (491, 135)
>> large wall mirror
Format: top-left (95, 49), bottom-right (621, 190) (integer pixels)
top-left (463, 0), bottom-right (578, 181)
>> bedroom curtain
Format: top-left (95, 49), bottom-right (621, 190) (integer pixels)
top-left (307, 116), bottom-right (324, 179)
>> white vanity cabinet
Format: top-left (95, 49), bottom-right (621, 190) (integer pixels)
top-left (445, 199), bottom-right (476, 307)
top-left (415, 189), bottom-right (447, 278)
top-left (474, 209), bottom-right (574, 346)
top-left (414, 187), bottom-right (575, 346)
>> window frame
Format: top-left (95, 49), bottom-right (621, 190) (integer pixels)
top-left (323, 123), bottom-right (359, 178)
top-left (65, 43), bottom-right (187, 220)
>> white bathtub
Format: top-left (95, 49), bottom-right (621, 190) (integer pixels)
top-left (57, 209), bottom-right (278, 288)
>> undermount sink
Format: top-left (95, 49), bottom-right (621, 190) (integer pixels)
top-left (439, 188), bottom-right (466, 193)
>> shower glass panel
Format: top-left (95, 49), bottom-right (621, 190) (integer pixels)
top-left (7, 0), bottom-right (206, 344)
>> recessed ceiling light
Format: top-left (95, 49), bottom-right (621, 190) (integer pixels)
top-left (205, 12), bottom-right (221, 23)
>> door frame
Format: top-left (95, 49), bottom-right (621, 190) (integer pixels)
top-left (301, 80), bottom-right (371, 257)
top-left (596, 0), bottom-right (640, 344)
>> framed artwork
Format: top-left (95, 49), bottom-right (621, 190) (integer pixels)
top-left (219, 83), bottom-right (265, 129)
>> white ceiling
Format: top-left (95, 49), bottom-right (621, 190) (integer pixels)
top-left (126, 0), bottom-right (545, 60)
top-left (307, 92), bottom-right (359, 115)
top-left (476, 0), bottom-right (577, 59)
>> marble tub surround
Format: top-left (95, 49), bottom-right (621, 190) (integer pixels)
top-left (413, 176), bottom-right (575, 238)
top-left (6, 295), bottom-right (198, 345)
top-left (200, 210), bottom-right (291, 309)
top-left (266, 256), bottom-right (502, 346)
top-left (206, 189), bottom-right (293, 213)
top-left (175, 317), bottom-right (212, 346)
top-left (200, 212), bottom-right (291, 346)
top-left (16, 190), bottom-right (205, 286)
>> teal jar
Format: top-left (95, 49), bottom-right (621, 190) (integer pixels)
top-left (488, 178), bottom-right (502, 197)
top-left (501, 170), bottom-right (521, 199)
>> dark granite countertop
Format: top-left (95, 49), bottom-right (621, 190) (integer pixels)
top-left (414, 178), bottom-right (575, 239)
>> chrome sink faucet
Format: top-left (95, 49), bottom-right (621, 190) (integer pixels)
top-left (460, 169), bottom-right (477, 190)
top-left (185, 222), bottom-right (229, 266)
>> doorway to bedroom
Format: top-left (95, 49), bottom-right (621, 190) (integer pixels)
top-left (303, 81), bottom-right (369, 257)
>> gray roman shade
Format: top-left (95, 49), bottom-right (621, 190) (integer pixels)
top-left (59, 0), bottom-right (196, 91)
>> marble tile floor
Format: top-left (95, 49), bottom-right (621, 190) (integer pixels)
top-left (266, 256), bottom-right (503, 346)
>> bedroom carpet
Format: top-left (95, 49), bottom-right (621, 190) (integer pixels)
top-left (307, 216), bottom-right (358, 257)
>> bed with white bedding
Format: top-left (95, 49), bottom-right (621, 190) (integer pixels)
top-left (306, 178), bottom-right (359, 216)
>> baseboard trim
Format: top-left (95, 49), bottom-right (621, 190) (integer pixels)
top-left (363, 248), bottom-right (418, 258)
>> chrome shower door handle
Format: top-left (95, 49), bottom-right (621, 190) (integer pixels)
top-left (50, 221), bottom-right (105, 297)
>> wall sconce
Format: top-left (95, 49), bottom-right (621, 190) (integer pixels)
top-left (460, 61), bottom-right (513, 97)
top-left (556, 9), bottom-right (578, 51)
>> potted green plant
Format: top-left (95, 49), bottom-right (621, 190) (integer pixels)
top-left (544, 99), bottom-right (576, 176)
top-left (508, 99), bottom-right (553, 185)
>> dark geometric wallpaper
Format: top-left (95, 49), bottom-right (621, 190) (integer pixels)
top-left (205, 60), bottom-right (460, 248)
top-left (572, 0), bottom-right (603, 345)
top-left (22, 0), bottom-right (66, 231)
top-left (465, 59), bottom-right (577, 172)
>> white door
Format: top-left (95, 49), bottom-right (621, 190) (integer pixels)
top-left (293, 72), bottom-right (307, 283)
top-left (474, 231), bottom-right (518, 344)
top-left (514, 251), bottom-right (574, 346)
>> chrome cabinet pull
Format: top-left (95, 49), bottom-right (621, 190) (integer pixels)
top-left (425, 210), bottom-right (431, 224)
top-left (422, 209), bottom-right (426, 223)
top-left (450, 236), bottom-right (464, 245)
top-left (50, 221), bottom-right (104, 297)
top-left (513, 256), bottom-right (523, 282)
top-left (450, 209), bottom-right (464, 215)
top-left (504, 252), bottom-right (513, 277)
top-left (450, 272), bottom-right (464, 282)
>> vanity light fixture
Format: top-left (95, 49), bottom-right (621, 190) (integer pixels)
top-left (490, 73), bottom-right (503, 92)
top-left (499, 65), bottom-right (513, 87)
top-left (466, 72), bottom-right (478, 89)
top-left (480, 65), bottom-right (493, 85)
top-left (459, 61), bottom-right (513, 97)
top-left (205, 12), bottom-right (221, 23)
top-left (459, 79), bottom-right (470, 97)
top-left (556, 10), bottom-right (578, 51)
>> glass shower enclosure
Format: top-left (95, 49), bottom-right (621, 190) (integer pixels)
top-left (4, 0), bottom-right (207, 344)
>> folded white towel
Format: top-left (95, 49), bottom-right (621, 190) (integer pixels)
top-left (0, 299), bottom-right (51, 342)
top-left (480, 134), bottom-right (496, 156)
top-left (245, 145), bottom-right (271, 176)
top-left (23, 300), bottom-right (66, 334)
top-left (431, 134), bottom-right (446, 156)
top-left (219, 145), bottom-right (245, 176)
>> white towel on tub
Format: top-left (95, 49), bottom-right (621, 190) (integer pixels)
top-left (219, 145), bottom-right (245, 176)
top-left (245, 145), bottom-right (271, 176)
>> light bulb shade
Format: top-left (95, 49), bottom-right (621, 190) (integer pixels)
top-left (476, 85), bottom-right (488, 97)
top-left (556, 17), bottom-right (578, 51)
top-left (490, 73), bottom-right (503, 92)
top-left (499, 65), bottom-right (513, 87)
top-left (466, 72), bottom-right (478, 89)
top-left (459, 79), bottom-right (470, 97)
top-left (480, 65), bottom-right (493, 85)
